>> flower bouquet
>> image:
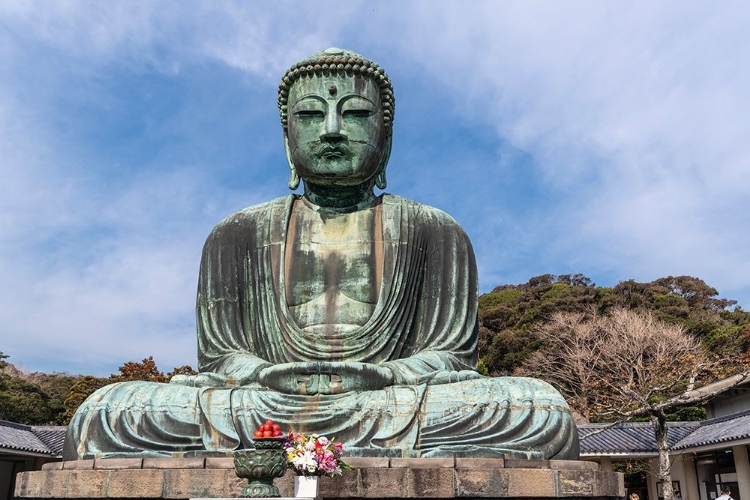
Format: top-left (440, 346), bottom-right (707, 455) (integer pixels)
top-left (285, 432), bottom-right (352, 477)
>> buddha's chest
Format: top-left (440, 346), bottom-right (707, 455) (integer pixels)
top-left (284, 201), bottom-right (383, 331)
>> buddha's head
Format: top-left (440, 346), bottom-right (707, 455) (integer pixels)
top-left (278, 48), bottom-right (395, 191)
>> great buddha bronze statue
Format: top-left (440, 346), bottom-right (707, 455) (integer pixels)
top-left (63, 48), bottom-right (579, 460)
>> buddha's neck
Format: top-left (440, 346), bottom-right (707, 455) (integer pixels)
top-left (302, 180), bottom-right (378, 213)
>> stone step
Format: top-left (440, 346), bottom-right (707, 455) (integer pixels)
top-left (16, 458), bottom-right (623, 499)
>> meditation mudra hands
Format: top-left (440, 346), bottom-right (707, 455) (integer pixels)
top-left (171, 362), bottom-right (394, 394)
top-left (170, 361), bottom-right (482, 393)
top-left (258, 362), bottom-right (394, 394)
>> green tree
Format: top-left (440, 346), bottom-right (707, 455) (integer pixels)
top-left (62, 375), bottom-right (109, 424)
top-left (479, 274), bottom-right (598, 374)
top-left (478, 275), bottom-right (750, 375)
top-left (0, 372), bottom-right (61, 424)
top-left (1, 352), bottom-right (198, 425)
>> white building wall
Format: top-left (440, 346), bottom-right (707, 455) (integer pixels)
top-left (709, 390), bottom-right (750, 418)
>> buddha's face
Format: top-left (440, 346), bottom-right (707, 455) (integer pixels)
top-left (286, 74), bottom-right (387, 187)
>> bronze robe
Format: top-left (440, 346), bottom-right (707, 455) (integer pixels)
top-left (63, 195), bottom-right (579, 460)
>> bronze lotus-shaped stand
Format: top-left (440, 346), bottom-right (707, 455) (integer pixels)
top-left (234, 438), bottom-right (287, 498)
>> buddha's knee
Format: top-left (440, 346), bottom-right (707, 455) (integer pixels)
top-left (500, 376), bottom-right (572, 406)
top-left (74, 380), bottom-right (201, 418)
top-left (430, 376), bottom-right (572, 410)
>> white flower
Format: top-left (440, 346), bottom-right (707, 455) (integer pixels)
top-left (292, 450), bottom-right (318, 473)
top-left (317, 436), bottom-right (329, 446)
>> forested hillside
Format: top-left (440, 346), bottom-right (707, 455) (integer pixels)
top-left (478, 274), bottom-right (750, 376)
top-left (2, 274), bottom-right (748, 426)
top-left (0, 353), bottom-right (195, 425)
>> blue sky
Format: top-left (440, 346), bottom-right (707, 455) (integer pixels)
top-left (2, 1), bottom-right (749, 376)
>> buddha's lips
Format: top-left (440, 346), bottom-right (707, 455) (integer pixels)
top-left (316, 144), bottom-right (353, 159)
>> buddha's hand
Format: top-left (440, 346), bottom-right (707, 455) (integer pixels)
top-left (257, 362), bottom-right (394, 395)
top-left (426, 370), bottom-right (483, 385)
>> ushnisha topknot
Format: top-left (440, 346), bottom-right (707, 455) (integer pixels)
top-left (278, 47), bottom-right (395, 133)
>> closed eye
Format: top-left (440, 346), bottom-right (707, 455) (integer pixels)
top-left (343, 110), bottom-right (373, 118)
top-left (295, 110), bottom-right (324, 118)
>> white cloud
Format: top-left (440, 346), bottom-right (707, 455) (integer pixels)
top-left (0, 1), bottom-right (342, 374)
top-left (365, 1), bottom-right (750, 302)
top-left (2, 1), bottom-right (749, 376)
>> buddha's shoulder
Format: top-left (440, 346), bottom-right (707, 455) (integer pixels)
top-left (207, 196), bottom-right (292, 238)
top-left (383, 194), bottom-right (466, 233)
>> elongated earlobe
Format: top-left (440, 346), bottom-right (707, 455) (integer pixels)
top-left (284, 134), bottom-right (300, 190)
top-left (375, 170), bottom-right (387, 189)
top-left (375, 135), bottom-right (392, 190)
top-left (288, 169), bottom-right (300, 190)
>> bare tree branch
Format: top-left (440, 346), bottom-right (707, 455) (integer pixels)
top-left (517, 308), bottom-right (748, 500)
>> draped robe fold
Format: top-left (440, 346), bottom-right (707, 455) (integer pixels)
top-left (63, 194), bottom-right (579, 460)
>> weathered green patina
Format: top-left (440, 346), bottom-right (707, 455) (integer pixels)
top-left (63, 48), bottom-right (579, 461)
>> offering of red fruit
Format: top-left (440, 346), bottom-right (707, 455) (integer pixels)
top-left (253, 419), bottom-right (285, 439)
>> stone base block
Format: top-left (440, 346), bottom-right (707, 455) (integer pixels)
top-left (16, 458), bottom-right (623, 499)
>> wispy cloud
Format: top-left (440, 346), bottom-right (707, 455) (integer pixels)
top-left (2, 1), bottom-right (748, 375)
top-left (363, 1), bottom-right (750, 299)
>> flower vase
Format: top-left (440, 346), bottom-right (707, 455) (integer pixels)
top-left (234, 438), bottom-right (287, 498)
top-left (294, 476), bottom-right (319, 498)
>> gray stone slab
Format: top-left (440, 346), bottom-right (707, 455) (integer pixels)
top-left (455, 457), bottom-right (505, 469)
top-left (205, 456), bottom-right (235, 469)
top-left (94, 457), bottom-right (143, 469)
top-left (455, 468), bottom-right (509, 497)
top-left (506, 468), bottom-right (558, 497)
top-left (550, 459), bottom-right (599, 471)
top-left (407, 468), bottom-right (454, 498)
top-left (390, 457), bottom-right (455, 468)
top-left (14, 463), bottom-right (625, 499)
top-left (504, 458), bottom-right (550, 469)
top-left (142, 457), bottom-right (205, 469)
top-left (344, 457), bottom-right (390, 468)
top-left (163, 468), bottom-right (228, 498)
top-left (359, 467), bottom-right (408, 497)
top-left (107, 469), bottom-right (165, 498)
top-left (320, 471), bottom-right (358, 498)
top-left (65, 470), bottom-right (105, 498)
top-left (62, 460), bottom-right (94, 470)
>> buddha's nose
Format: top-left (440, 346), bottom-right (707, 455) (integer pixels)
top-left (321, 111), bottom-right (347, 141)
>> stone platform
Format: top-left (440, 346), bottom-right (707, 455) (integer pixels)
top-left (15, 457), bottom-right (623, 499)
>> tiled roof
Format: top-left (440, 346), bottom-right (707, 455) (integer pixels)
top-left (578, 422), bottom-right (699, 455)
top-left (672, 410), bottom-right (750, 450)
top-left (0, 420), bottom-right (66, 457)
top-left (31, 426), bottom-right (67, 456)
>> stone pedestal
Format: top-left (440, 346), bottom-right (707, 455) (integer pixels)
top-left (15, 457), bottom-right (623, 499)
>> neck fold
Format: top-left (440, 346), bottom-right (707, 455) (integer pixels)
top-left (302, 180), bottom-right (378, 213)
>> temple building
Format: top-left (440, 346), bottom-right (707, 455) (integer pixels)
top-left (581, 375), bottom-right (750, 500)
top-left (0, 421), bottom-right (65, 500)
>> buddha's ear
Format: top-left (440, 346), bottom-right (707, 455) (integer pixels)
top-left (284, 133), bottom-right (300, 190)
top-left (375, 134), bottom-right (392, 190)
